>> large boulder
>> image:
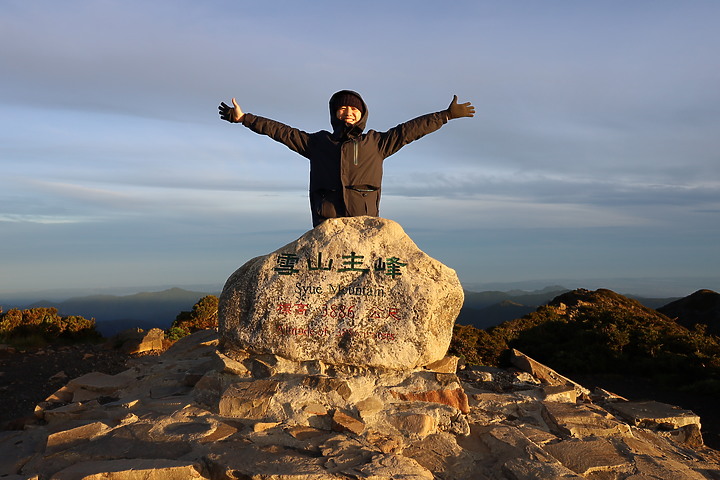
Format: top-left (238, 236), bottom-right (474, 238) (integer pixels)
top-left (218, 216), bottom-right (464, 370)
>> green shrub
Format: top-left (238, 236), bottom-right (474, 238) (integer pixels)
top-left (165, 326), bottom-right (191, 342)
top-left (167, 295), bottom-right (219, 340)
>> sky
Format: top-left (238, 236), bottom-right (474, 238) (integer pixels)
top-left (1, 0), bottom-right (719, 299)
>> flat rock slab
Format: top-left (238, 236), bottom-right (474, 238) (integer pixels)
top-left (542, 401), bottom-right (631, 438)
top-left (51, 459), bottom-right (205, 479)
top-left (543, 437), bottom-right (629, 475)
top-left (610, 400), bottom-right (701, 429)
top-left (219, 216), bottom-right (464, 370)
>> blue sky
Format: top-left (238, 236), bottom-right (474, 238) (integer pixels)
top-left (1, 1), bottom-right (719, 298)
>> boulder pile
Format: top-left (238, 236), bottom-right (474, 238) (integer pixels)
top-left (3, 330), bottom-right (720, 479)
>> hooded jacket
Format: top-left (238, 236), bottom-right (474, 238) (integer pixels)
top-left (240, 90), bottom-right (449, 226)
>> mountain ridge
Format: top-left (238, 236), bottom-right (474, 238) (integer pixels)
top-left (2, 285), bottom-right (684, 337)
top-left (23, 287), bottom-right (219, 336)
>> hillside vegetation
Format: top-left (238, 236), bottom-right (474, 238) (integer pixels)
top-left (451, 288), bottom-right (720, 395)
top-left (0, 307), bottom-right (100, 347)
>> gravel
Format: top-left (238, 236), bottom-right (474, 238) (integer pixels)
top-left (0, 342), bottom-right (132, 427)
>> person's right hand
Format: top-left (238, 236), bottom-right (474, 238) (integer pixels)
top-left (446, 95), bottom-right (475, 119)
top-left (218, 98), bottom-right (244, 123)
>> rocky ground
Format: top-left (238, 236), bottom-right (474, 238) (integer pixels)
top-left (573, 372), bottom-right (720, 450)
top-left (2, 341), bottom-right (720, 451)
top-left (0, 342), bottom-right (134, 428)
top-left (5, 331), bottom-right (720, 479)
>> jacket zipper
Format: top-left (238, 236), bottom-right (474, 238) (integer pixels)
top-left (353, 140), bottom-right (358, 165)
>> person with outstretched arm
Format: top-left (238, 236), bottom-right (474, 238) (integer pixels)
top-left (219, 90), bottom-right (474, 227)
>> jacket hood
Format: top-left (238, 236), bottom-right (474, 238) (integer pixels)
top-left (329, 90), bottom-right (368, 138)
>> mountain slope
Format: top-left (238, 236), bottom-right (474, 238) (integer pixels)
top-left (657, 289), bottom-right (720, 335)
top-left (453, 288), bottom-right (720, 386)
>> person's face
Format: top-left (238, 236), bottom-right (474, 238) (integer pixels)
top-left (336, 106), bottom-right (362, 125)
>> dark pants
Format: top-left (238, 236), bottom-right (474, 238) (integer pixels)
top-left (310, 187), bottom-right (380, 227)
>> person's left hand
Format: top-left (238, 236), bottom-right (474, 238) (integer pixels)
top-left (447, 95), bottom-right (475, 119)
top-left (218, 98), bottom-right (244, 123)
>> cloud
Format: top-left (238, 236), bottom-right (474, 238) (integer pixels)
top-left (0, 214), bottom-right (92, 225)
top-left (384, 194), bottom-right (653, 231)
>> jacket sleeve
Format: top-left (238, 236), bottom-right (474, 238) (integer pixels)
top-left (241, 113), bottom-right (313, 158)
top-left (375, 111), bottom-right (448, 158)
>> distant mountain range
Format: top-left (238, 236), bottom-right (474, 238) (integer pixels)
top-left (0, 285), bottom-right (683, 338)
top-left (25, 287), bottom-right (219, 337)
top-left (457, 286), bottom-right (679, 330)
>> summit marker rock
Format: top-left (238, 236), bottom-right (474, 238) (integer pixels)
top-left (218, 216), bottom-right (464, 370)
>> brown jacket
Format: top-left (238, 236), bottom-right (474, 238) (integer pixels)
top-left (241, 90), bottom-right (449, 226)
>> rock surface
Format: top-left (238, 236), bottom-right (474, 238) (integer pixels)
top-left (112, 327), bottom-right (166, 354)
top-left (4, 329), bottom-right (720, 479)
top-left (218, 216), bottom-right (464, 370)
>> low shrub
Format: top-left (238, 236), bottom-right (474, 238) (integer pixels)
top-left (0, 307), bottom-right (101, 346)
